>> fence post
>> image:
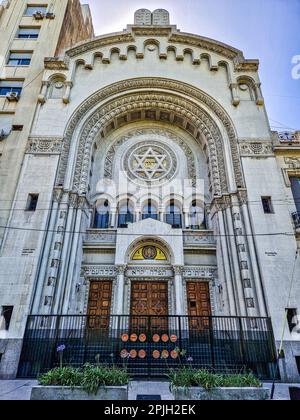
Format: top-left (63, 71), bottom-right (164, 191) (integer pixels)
top-left (209, 317), bottom-right (215, 370)
top-left (238, 317), bottom-right (246, 368)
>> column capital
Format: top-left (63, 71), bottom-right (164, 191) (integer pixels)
top-left (173, 265), bottom-right (184, 275)
top-left (116, 264), bottom-right (127, 275)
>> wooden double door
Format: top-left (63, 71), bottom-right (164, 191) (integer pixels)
top-left (87, 281), bottom-right (112, 329)
top-left (131, 281), bottom-right (169, 330)
top-left (187, 282), bottom-right (211, 330)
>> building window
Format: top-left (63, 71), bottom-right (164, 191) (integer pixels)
top-left (296, 357), bottom-right (300, 375)
top-left (26, 194), bottom-right (39, 211)
top-left (286, 308), bottom-right (298, 333)
top-left (24, 6), bottom-right (48, 16)
top-left (261, 197), bottom-right (274, 214)
top-left (1, 306), bottom-right (13, 331)
top-left (17, 27), bottom-right (40, 39)
top-left (7, 52), bottom-right (33, 66)
top-left (0, 81), bottom-right (23, 96)
top-left (290, 177), bottom-right (300, 214)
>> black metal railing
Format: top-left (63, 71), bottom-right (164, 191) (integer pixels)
top-left (292, 211), bottom-right (300, 229)
top-left (17, 315), bottom-right (277, 380)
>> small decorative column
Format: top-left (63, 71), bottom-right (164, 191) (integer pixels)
top-left (230, 83), bottom-right (240, 107)
top-left (110, 205), bottom-right (117, 228)
top-left (255, 83), bottom-right (264, 106)
top-left (114, 265), bottom-right (127, 315)
top-left (63, 81), bottom-right (73, 104)
top-left (173, 266), bottom-right (185, 316)
top-left (183, 207), bottom-right (190, 229)
top-left (38, 81), bottom-right (49, 104)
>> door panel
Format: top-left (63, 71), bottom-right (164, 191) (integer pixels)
top-left (87, 281), bottom-right (112, 329)
top-left (187, 282), bottom-right (211, 330)
top-left (131, 282), bottom-right (168, 330)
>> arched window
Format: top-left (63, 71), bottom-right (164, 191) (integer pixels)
top-left (94, 200), bottom-right (110, 229)
top-left (118, 200), bottom-right (134, 227)
top-left (142, 200), bottom-right (158, 220)
top-left (166, 200), bottom-right (182, 228)
top-left (190, 201), bottom-right (205, 229)
top-left (48, 77), bottom-right (66, 99)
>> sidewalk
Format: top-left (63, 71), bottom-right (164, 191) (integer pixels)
top-left (0, 380), bottom-right (299, 400)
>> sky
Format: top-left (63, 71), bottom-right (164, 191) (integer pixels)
top-left (83, 0), bottom-right (300, 132)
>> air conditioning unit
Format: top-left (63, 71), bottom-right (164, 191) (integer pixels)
top-left (0, 129), bottom-right (11, 141)
top-left (46, 12), bottom-right (55, 19)
top-left (33, 11), bottom-right (45, 20)
top-left (172, 224), bottom-right (182, 229)
top-left (119, 224), bottom-right (128, 229)
top-left (6, 92), bottom-right (19, 102)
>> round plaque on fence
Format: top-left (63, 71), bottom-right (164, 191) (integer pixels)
top-left (153, 334), bottom-right (160, 343)
top-left (153, 350), bottom-right (160, 359)
top-left (139, 350), bottom-right (146, 359)
top-left (139, 334), bottom-right (147, 343)
top-left (162, 334), bottom-right (169, 343)
top-left (120, 349), bottom-right (129, 359)
top-left (130, 334), bottom-right (138, 342)
top-left (130, 350), bottom-right (138, 359)
top-left (161, 350), bottom-right (169, 359)
top-left (121, 334), bottom-right (129, 342)
top-left (170, 335), bottom-right (178, 343)
top-left (170, 350), bottom-right (179, 359)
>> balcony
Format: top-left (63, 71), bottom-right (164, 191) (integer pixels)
top-left (18, 315), bottom-right (277, 380)
top-left (292, 211), bottom-right (300, 230)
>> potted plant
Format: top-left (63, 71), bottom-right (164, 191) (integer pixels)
top-left (169, 368), bottom-right (271, 401)
top-left (31, 364), bottom-right (130, 400)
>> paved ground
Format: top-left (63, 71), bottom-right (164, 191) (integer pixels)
top-left (0, 380), bottom-right (299, 400)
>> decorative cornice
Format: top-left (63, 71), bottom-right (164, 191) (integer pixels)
top-left (239, 141), bottom-right (274, 157)
top-left (66, 33), bottom-right (135, 58)
top-left (44, 57), bottom-right (69, 70)
top-left (26, 137), bottom-right (63, 155)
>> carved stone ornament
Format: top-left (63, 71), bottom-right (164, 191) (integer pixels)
top-left (239, 141), bottom-right (274, 157)
top-left (26, 137), bottom-right (63, 154)
top-left (284, 157), bottom-right (300, 169)
top-left (81, 265), bottom-right (117, 278)
top-left (105, 128), bottom-right (196, 185)
top-left (57, 79), bottom-right (243, 196)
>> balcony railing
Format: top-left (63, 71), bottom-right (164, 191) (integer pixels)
top-left (292, 211), bottom-right (300, 229)
top-left (18, 315), bottom-right (277, 380)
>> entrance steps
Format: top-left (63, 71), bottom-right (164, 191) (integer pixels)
top-left (129, 381), bottom-right (174, 400)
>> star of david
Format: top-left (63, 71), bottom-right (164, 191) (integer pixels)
top-left (132, 147), bottom-right (169, 181)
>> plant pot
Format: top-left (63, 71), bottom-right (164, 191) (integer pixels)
top-left (30, 385), bottom-right (128, 401)
top-left (172, 387), bottom-right (271, 401)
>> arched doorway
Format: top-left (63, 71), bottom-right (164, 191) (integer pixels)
top-left (128, 242), bottom-right (171, 331)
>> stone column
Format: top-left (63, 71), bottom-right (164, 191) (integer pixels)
top-left (63, 81), bottom-right (73, 104)
top-left (114, 265), bottom-right (127, 315)
top-left (216, 209), bottom-right (237, 315)
top-left (173, 266), bottom-right (185, 316)
top-left (31, 187), bottom-right (62, 314)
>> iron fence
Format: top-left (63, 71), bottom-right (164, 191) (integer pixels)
top-left (17, 315), bottom-right (277, 379)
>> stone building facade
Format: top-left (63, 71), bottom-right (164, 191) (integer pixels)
top-left (0, 4), bottom-right (299, 382)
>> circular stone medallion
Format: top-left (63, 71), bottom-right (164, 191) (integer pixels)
top-left (124, 141), bottom-right (177, 185)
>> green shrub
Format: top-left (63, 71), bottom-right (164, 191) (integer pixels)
top-left (39, 367), bottom-right (83, 388)
top-left (38, 364), bottom-right (129, 395)
top-left (169, 368), bottom-right (262, 391)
